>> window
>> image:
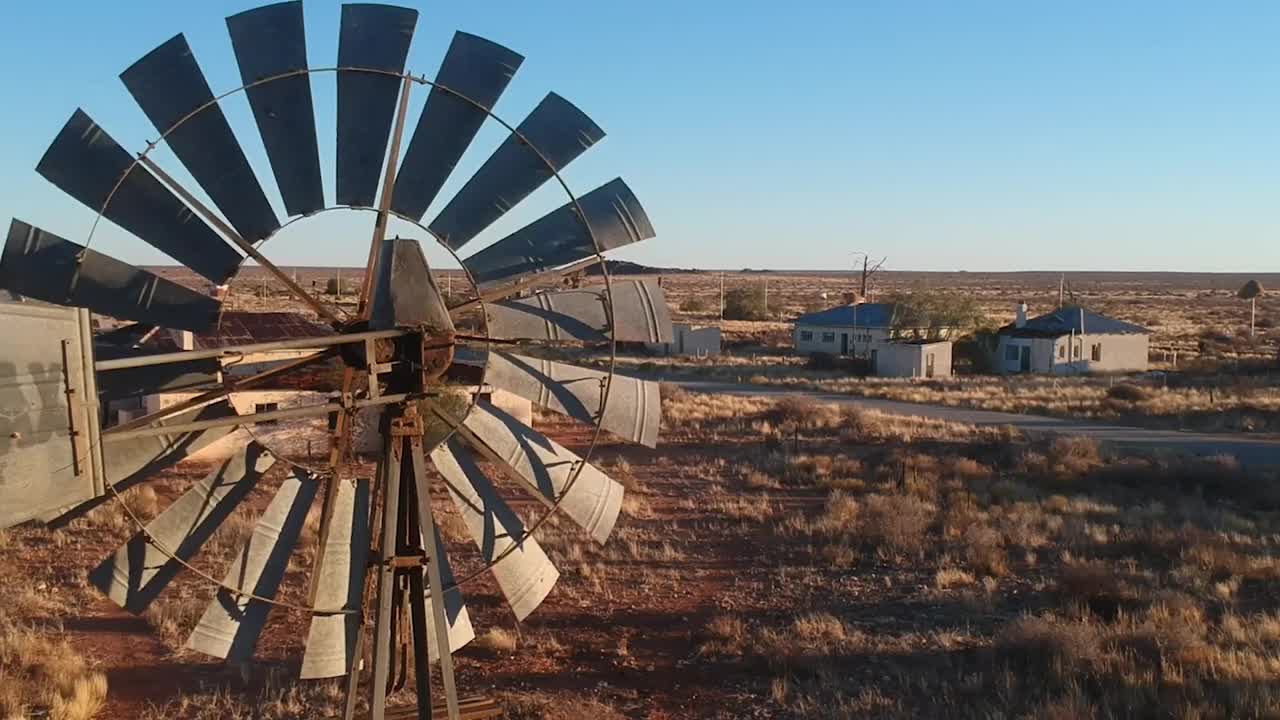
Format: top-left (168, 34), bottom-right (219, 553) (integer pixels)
top-left (1005, 345), bottom-right (1019, 361)
top-left (1091, 343), bottom-right (1102, 362)
top-left (255, 402), bottom-right (280, 425)
top-left (799, 330), bottom-right (813, 341)
top-left (821, 332), bottom-right (836, 343)
top-left (1058, 345), bottom-right (1066, 359)
top-left (1073, 344), bottom-right (1081, 359)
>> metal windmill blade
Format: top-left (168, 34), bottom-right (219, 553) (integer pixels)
top-left (0, 2), bottom-right (670, 719)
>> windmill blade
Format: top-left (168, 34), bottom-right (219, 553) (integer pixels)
top-left (335, 3), bottom-right (418, 208)
top-left (226, 1), bottom-right (324, 217)
top-left (463, 178), bottom-right (653, 288)
top-left (186, 470), bottom-right (318, 661)
top-left (459, 403), bottom-right (623, 545)
top-left (483, 351), bottom-right (661, 447)
top-left (390, 32), bottom-right (523, 221)
top-left (1, 220), bottom-right (220, 332)
top-left (35, 110), bottom-right (242, 285)
top-left (430, 438), bottom-right (558, 621)
top-left (300, 478), bottom-right (371, 679)
top-left (100, 402), bottom-right (243, 498)
top-left (429, 93), bottom-right (605, 251)
top-left (486, 279), bottom-right (673, 344)
top-left (121, 34), bottom-right (279, 243)
top-left (421, 523), bottom-right (475, 662)
top-left (89, 442), bottom-right (275, 613)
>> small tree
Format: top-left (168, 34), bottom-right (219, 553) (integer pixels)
top-left (885, 291), bottom-right (987, 341)
top-left (1239, 280), bottom-right (1264, 338)
top-left (723, 286), bottom-right (770, 321)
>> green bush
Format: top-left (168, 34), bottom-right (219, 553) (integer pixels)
top-left (723, 286), bottom-right (770, 321)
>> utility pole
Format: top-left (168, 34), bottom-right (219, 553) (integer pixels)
top-left (1058, 274), bottom-right (1065, 309)
top-left (763, 278), bottom-right (768, 317)
top-left (719, 272), bottom-right (725, 320)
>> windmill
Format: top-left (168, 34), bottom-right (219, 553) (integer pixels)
top-left (0, 3), bottom-right (671, 718)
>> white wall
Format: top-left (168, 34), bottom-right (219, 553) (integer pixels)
top-left (794, 324), bottom-right (890, 357)
top-left (875, 342), bottom-right (953, 378)
top-left (648, 323), bottom-right (721, 356)
top-left (998, 334), bottom-right (1149, 375)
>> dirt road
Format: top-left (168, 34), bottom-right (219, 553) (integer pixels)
top-left (672, 379), bottom-right (1280, 466)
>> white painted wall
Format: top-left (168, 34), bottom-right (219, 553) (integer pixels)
top-left (998, 333), bottom-right (1149, 375)
top-left (875, 342), bottom-right (953, 378)
top-left (794, 324), bottom-right (890, 357)
top-left (649, 323), bottom-right (722, 356)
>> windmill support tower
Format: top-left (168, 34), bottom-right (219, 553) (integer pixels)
top-left (0, 3), bottom-right (673, 718)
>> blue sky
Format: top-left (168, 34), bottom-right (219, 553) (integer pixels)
top-left (0, 1), bottom-right (1275, 272)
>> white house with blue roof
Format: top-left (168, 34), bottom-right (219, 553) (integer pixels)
top-left (792, 302), bottom-right (953, 378)
top-left (997, 304), bottom-right (1151, 375)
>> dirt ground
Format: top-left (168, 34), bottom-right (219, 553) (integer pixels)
top-left (6, 389), bottom-right (1280, 719)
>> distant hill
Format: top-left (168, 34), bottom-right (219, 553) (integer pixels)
top-left (585, 260), bottom-right (700, 276)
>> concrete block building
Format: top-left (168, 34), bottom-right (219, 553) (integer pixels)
top-left (996, 304), bottom-right (1150, 375)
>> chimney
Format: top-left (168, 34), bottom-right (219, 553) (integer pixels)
top-left (1015, 302), bottom-right (1028, 329)
top-left (170, 329), bottom-right (195, 350)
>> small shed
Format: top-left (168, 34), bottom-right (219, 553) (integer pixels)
top-left (875, 340), bottom-right (953, 379)
top-left (647, 322), bottom-right (721, 357)
top-left (997, 305), bottom-right (1150, 375)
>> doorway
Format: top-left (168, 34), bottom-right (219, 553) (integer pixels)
top-left (925, 352), bottom-right (935, 378)
top-left (840, 333), bottom-right (849, 356)
top-left (1019, 346), bottom-right (1032, 373)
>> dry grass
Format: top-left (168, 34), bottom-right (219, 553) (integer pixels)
top-left (475, 627), bottom-right (518, 653)
top-left (0, 621), bottom-right (108, 720)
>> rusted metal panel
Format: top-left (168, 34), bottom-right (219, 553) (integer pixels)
top-left (35, 110), bottom-right (242, 285)
top-left (483, 351), bottom-right (661, 447)
top-left (391, 32), bottom-right (523, 221)
top-left (486, 279), bottom-right (674, 344)
top-left (335, 3), bottom-right (417, 207)
top-left (300, 477), bottom-right (371, 679)
top-left (121, 34), bottom-right (279, 243)
top-left (186, 469), bottom-right (318, 661)
top-left (89, 442), bottom-right (275, 612)
top-left (429, 93), bottom-right (604, 251)
top-left (430, 438), bottom-right (558, 620)
top-left (226, 0), bottom-right (324, 216)
top-left (461, 403), bottom-right (623, 545)
top-left (463, 178), bottom-right (654, 287)
top-left (1, 220), bottom-right (221, 332)
top-left (0, 302), bottom-right (101, 529)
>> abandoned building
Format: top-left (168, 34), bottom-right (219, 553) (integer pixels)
top-left (792, 303), bottom-right (953, 378)
top-left (996, 304), bottom-right (1151, 375)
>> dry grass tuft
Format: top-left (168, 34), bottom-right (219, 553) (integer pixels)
top-left (859, 493), bottom-right (935, 556)
top-left (0, 620), bottom-right (108, 720)
top-left (476, 627), bottom-right (518, 653)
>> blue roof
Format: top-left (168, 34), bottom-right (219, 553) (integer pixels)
top-left (793, 303), bottom-right (898, 328)
top-left (1004, 306), bottom-right (1150, 336)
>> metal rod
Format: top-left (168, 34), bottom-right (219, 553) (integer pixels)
top-left (369, 434), bottom-right (402, 720)
top-left (94, 329), bottom-right (406, 371)
top-left (358, 76), bottom-right (415, 318)
top-left (101, 392), bottom-right (416, 442)
top-left (447, 256), bottom-right (603, 316)
top-left (138, 155), bottom-right (345, 326)
top-left (410, 435), bottom-right (462, 720)
top-left (105, 349), bottom-right (336, 435)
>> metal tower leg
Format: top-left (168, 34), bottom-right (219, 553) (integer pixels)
top-left (352, 409), bottom-right (461, 720)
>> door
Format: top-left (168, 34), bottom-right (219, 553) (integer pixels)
top-left (840, 333), bottom-right (849, 356)
top-left (926, 352), bottom-right (935, 378)
top-left (1019, 346), bottom-right (1032, 372)
top-left (870, 349), bottom-right (878, 374)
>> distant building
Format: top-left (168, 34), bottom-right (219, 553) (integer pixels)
top-left (646, 322), bottom-right (721, 357)
top-left (792, 303), bottom-right (952, 378)
top-left (996, 304), bottom-right (1150, 375)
